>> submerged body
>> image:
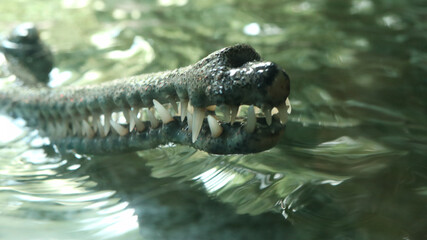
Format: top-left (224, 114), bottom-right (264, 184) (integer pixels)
top-left (0, 24), bottom-right (291, 154)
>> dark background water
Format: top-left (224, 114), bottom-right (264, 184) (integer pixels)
top-left (0, 0), bottom-right (426, 239)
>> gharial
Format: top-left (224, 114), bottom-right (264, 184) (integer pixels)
top-left (0, 23), bottom-right (291, 155)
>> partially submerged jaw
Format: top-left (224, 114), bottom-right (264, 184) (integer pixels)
top-left (23, 44), bottom-right (291, 154)
top-left (38, 54), bottom-right (291, 154)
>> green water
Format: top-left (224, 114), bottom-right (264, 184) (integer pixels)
top-left (1, 0), bottom-right (426, 239)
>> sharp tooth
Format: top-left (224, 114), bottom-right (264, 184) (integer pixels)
top-left (130, 108), bottom-right (145, 131)
top-left (91, 114), bottom-right (99, 135)
top-left (263, 107), bottom-right (272, 126)
top-left (110, 119), bottom-right (128, 136)
top-left (286, 98), bottom-right (292, 114)
top-left (123, 110), bottom-right (130, 123)
top-left (207, 115), bottom-right (223, 138)
top-left (192, 107), bottom-right (205, 143)
top-left (271, 107), bottom-right (279, 115)
top-left (72, 119), bottom-right (81, 136)
top-left (139, 108), bottom-right (147, 121)
top-left (187, 101), bottom-right (194, 129)
top-left (129, 110), bottom-right (136, 132)
top-left (222, 105), bottom-right (231, 123)
top-left (230, 106), bottom-right (238, 124)
top-left (59, 120), bottom-right (66, 136)
top-left (153, 99), bottom-right (174, 123)
top-left (170, 101), bottom-right (178, 113)
top-left (104, 112), bottom-right (111, 136)
top-left (82, 119), bottom-right (95, 138)
top-left (180, 99), bottom-right (188, 121)
top-left (245, 105), bottom-right (256, 133)
top-left (63, 122), bottom-right (70, 137)
top-left (187, 102), bottom-right (194, 114)
top-left (96, 116), bottom-right (105, 137)
top-left (71, 121), bottom-right (77, 136)
top-left (187, 111), bottom-right (193, 130)
top-left (278, 104), bottom-right (288, 124)
top-left (237, 106), bottom-right (243, 117)
top-left (206, 105), bottom-right (216, 111)
top-left (66, 120), bottom-right (71, 136)
top-left (58, 122), bottom-right (67, 138)
top-left (146, 108), bottom-right (159, 128)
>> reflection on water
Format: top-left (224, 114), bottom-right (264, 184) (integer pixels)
top-left (1, 0), bottom-right (427, 239)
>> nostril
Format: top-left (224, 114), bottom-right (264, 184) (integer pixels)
top-left (223, 44), bottom-right (261, 68)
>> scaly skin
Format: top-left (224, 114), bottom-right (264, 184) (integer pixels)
top-left (0, 24), bottom-right (290, 154)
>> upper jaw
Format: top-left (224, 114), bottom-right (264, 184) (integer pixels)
top-left (188, 59), bottom-right (290, 108)
top-left (175, 45), bottom-right (291, 145)
top-left (182, 71), bottom-right (291, 145)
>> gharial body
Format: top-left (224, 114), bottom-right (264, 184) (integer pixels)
top-left (0, 23), bottom-right (291, 155)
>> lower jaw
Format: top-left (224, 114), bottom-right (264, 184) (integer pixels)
top-left (52, 117), bottom-right (286, 155)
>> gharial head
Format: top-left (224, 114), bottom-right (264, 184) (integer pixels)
top-left (171, 44), bottom-right (291, 154)
top-left (58, 44), bottom-right (291, 155)
top-left (180, 44), bottom-right (290, 109)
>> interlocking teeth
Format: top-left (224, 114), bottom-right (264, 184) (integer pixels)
top-left (93, 114), bottom-right (104, 137)
top-left (129, 108), bottom-right (145, 132)
top-left (180, 99), bottom-right (188, 122)
top-left (110, 119), bottom-right (128, 136)
top-left (104, 112), bottom-right (111, 136)
top-left (187, 111), bottom-right (193, 130)
top-left (207, 115), bottom-right (223, 138)
top-left (222, 105), bottom-right (231, 123)
top-left (41, 93), bottom-right (291, 141)
top-left (245, 105), bottom-right (256, 133)
top-left (72, 119), bottom-right (81, 136)
top-left (263, 107), bottom-right (272, 126)
top-left (277, 104), bottom-right (288, 124)
top-left (153, 99), bottom-right (174, 123)
top-left (123, 110), bottom-right (130, 124)
top-left (192, 107), bottom-right (205, 143)
top-left (128, 110), bottom-right (136, 132)
top-left (170, 101), bottom-right (178, 113)
top-left (82, 119), bottom-right (95, 138)
top-left (187, 101), bottom-right (194, 130)
top-left (146, 108), bottom-right (159, 128)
